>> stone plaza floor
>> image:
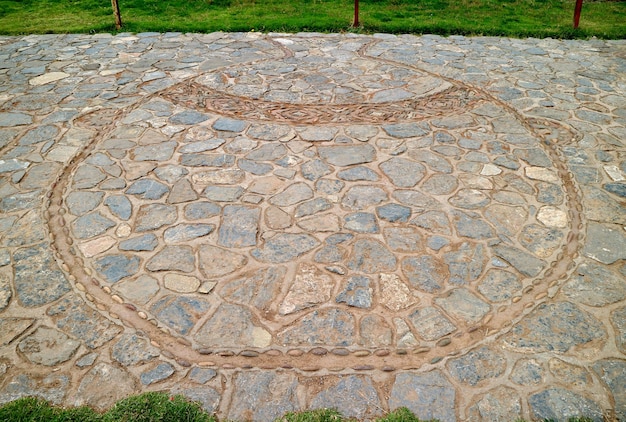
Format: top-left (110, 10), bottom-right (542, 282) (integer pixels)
top-left (0, 32), bottom-right (625, 421)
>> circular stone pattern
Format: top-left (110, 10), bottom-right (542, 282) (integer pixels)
top-left (60, 56), bottom-right (573, 357)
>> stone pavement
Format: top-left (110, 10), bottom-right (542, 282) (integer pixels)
top-left (0, 31), bottom-right (625, 421)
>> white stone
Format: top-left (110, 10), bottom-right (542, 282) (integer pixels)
top-left (525, 166), bottom-right (559, 182)
top-left (164, 274), bottom-right (201, 293)
top-left (78, 236), bottom-right (116, 258)
top-left (604, 165), bottom-right (625, 182)
top-left (46, 146), bottom-right (79, 163)
top-left (537, 206), bottom-right (568, 228)
top-left (29, 72), bottom-right (69, 86)
top-left (481, 163), bottom-right (502, 176)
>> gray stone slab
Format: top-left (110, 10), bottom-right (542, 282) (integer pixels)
top-left (118, 234), bottom-right (158, 252)
top-left (592, 359), bottom-right (626, 421)
top-left (146, 245), bottom-right (195, 272)
top-left (218, 205), bottom-right (260, 247)
top-left (74, 363), bottom-right (136, 411)
top-left (529, 388), bottom-right (604, 422)
top-left (318, 144), bottom-right (376, 166)
top-left (310, 376), bottom-right (383, 419)
top-left (195, 303), bottom-right (271, 348)
top-left (18, 326), bottom-right (80, 366)
top-left (389, 371), bottom-right (456, 422)
top-left (583, 222), bottom-right (626, 264)
top-left (140, 363), bottom-right (175, 385)
top-left (228, 372), bottom-right (299, 422)
top-left (94, 254), bottom-right (140, 283)
top-left (150, 295), bottom-right (210, 335)
top-left (252, 233), bottom-right (320, 263)
top-left (447, 346), bottom-right (506, 386)
top-left (279, 308), bottom-right (355, 346)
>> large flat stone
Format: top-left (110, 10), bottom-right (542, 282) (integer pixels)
top-left (228, 372), bottom-right (299, 422)
top-left (529, 388), bottom-right (604, 422)
top-left (279, 308), bottom-right (355, 346)
top-left (194, 303), bottom-right (271, 348)
top-left (318, 144), bottom-right (376, 166)
top-left (310, 376), bottom-right (383, 419)
top-left (150, 295), bottom-right (210, 335)
top-left (251, 233), bottom-right (320, 263)
top-left (218, 205), bottom-right (260, 247)
top-left (73, 363), bottom-right (136, 411)
top-left (389, 371), bottom-right (456, 422)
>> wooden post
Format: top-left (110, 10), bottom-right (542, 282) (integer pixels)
top-left (573, 0), bottom-right (583, 28)
top-left (111, 0), bottom-right (123, 30)
top-left (353, 0), bottom-right (359, 27)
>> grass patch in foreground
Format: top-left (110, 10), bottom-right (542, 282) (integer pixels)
top-left (0, 0), bottom-right (624, 38)
top-left (0, 393), bottom-right (605, 422)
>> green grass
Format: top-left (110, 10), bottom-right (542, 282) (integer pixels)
top-left (0, 0), bottom-right (624, 38)
top-left (0, 393), bottom-right (606, 422)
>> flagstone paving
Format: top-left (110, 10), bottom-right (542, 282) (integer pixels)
top-left (0, 32), bottom-right (625, 421)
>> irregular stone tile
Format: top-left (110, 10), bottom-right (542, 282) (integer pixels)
top-left (18, 326), bottom-right (80, 366)
top-left (384, 227), bottom-right (423, 252)
top-left (0, 158), bottom-right (29, 173)
top-left (238, 159), bottom-right (273, 175)
top-left (146, 246), bottom-right (195, 273)
top-left (410, 210), bottom-right (452, 235)
top-left (164, 223), bottom-right (214, 243)
top-left (121, 161), bottom-right (156, 180)
top-left (47, 294), bottom-right (122, 348)
top-left (484, 204), bottom-right (527, 236)
top-left (135, 204), bottom-right (177, 232)
top-left (103, 194), bottom-right (132, 220)
top-left (310, 376), bottom-right (383, 419)
top-left (408, 149), bottom-right (453, 173)
top-left (477, 269), bottom-right (522, 302)
top-left (315, 178), bottom-right (345, 195)
top-left (193, 168), bottom-right (245, 185)
top-left (537, 206), bottom-right (568, 228)
top-left (359, 314), bottom-right (393, 347)
top-left (75, 353), bottom-right (98, 368)
top-left (0, 190), bottom-right (41, 213)
top-left (78, 236), bottom-right (117, 257)
top-left (295, 198), bottom-right (332, 218)
top-left (0, 112), bottom-right (33, 127)
top-left (519, 224), bottom-right (563, 258)
top-left (1, 209), bottom-right (46, 247)
top-left (164, 273), bottom-right (201, 293)
top-left (265, 205), bottom-right (292, 229)
top-left (449, 189), bottom-right (490, 209)
top-left (503, 302), bottom-right (605, 353)
top-left (171, 387), bottom-right (221, 414)
top-left (613, 306), bottom-right (626, 354)
top-left (379, 273), bottom-right (417, 311)
top-left (181, 153), bottom-right (235, 167)
top-left (252, 233), bottom-right (320, 264)
top-left (409, 306), bottom-right (457, 341)
top-left (389, 371), bottom-right (456, 422)
top-left (170, 110), bottom-right (209, 125)
top-left (269, 182), bottom-right (313, 206)
top-left (583, 222), bottom-right (626, 264)
top-left (592, 359), bottom-right (626, 420)
top-left (336, 275), bottom-right (372, 309)
top-left (155, 164), bottom-right (189, 183)
top-left (297, 126), bottom-right (338, 142)
top-left (279, 264), bottom-right (334, 315)
top-left (247, 123), bottom-right (292, 141)
top-left (529, 388), bottom-right (604, 422)
top-left (198, 244), bottom-right (247, 278)
top-left (195, 303), bottom-right (271, 348)
top-left (279, 308), bottom-right (355, 346)
top-left (318, 144), bottom-right (376, 166)
top-left (604, 182), bottom-right (626, 198)
top-left (126, 179), bottom-right (170, 200)
top-left (213, 117), bottom-right (246, 132)
top-left (0, 373), bottom-right (69, 406)
top-left (447, 346), bottom-right (505, 386)
top-left (422, 174), bottom-right (458, 195)
top-left (72, 164), bottom-right (106, 189)
top-left (549, 358), bottom-right (592, 390)
top-left (228, 372), bottom-right (299, 422)
top-left (451, 210), bottom-right (494, 239)
top-left (164, 178), bottom-right (197, 204)
top-left (563, 261), bottom-right (626, 306)
top-left (341, 186), bottom-right (388, 210)
top-left (536, 181), bottom-right (564, 205)
top-left (245, 143), bottom-right (287, 161)
top-left (314, 245), bottom-right (346, 263)
top-left (511, 358), bottom-right (544, 385)
top-left (221, 266), bottom-right (286, 312)
top-left (393, 189), bottom-right (442, 210)
top-left (218, 205), bottom-right (260, 248)
top-left (344, 212), bottom-right (379, 233)
top-left (72, 212), bottom-right (115, 239)
top-left (376, 203), bottom-right (411, 223)
top-left (119, 234), bottom-right (158, 251)
top-left (337, 166), bottom-right (378, 181)
top-left (380, 157), bottom-right (426, 187)
top-left (19, 162), bottom-right (61, 189)
top-left (141, 363), bottom-right (175, 385)
top-left (94, 254), bottom-right (140, 282)
top-left (112, 333), bottom-right (159, 366)
top-left (395, 318), bottom-right (419, 347)
top-left (0, 317), bottom-right (34, 346)
top-left (347, 239), bottom-right (396, 274)
top-left (184, 202), bottom-right (220, 219)
top-left (436, 288), bottom-right (490, 324)
top-left (150, 295), bottom-right (210, 335)
top-left (14, 242), bottom-right (70, 307)
top-left (73, 363), bottom-right (136, 411)
top-left (492, 244), bottom-right (546, 277)
top-left (188, 367), bottom-right (217, 384)
top-left (115, 275), bottom-right (160, 305)
top-left (467, 387), bottom-right (522, 422)
top-left (444, 243), bottom-right (485, 285)
top-left (383, 122), bottom-right (429, 138)
top-left (131, 141), bottom-right (176, 161)
top-left (402, 255), bottom-right (447, 293)
top-left (582, 186), bottom-right (626, 225)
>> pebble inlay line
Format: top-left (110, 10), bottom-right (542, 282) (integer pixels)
top-left (46, 39), bottom-right (584, 371)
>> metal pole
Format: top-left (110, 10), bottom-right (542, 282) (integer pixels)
top-left (353, 0), bottom-right (359, 27)
top-left (111, 0), bottom-right (123, 30)
top-left (573, 0), bottom-right (583, 29)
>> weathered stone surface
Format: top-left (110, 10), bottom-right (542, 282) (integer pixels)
top-left (347, 239), bottom-right (396, 273)
top-left (164, 273), bottom-right (201, 293)
top-left (14, 243), bottom-right (70, 307)
top-left (18, 326), bottom-right (80, 366)
top-left (422, 174), bottom-right (458, 195)
top-left (511, 358), bottom-right (544, 385)
top-left (221, 266), bottom-right (286, 312)
top-left (203, 185), bottom-right (244, 202)
top-left (171, 387), bottom-right (221, 413)
top-left (198, 244), bottom-right (247, 278)
top-left (188, 367), bottom-right (217, 384)
top-left (467, 387), bottom-right (522, 422)
top-left (529, 388), bottom-right (604, 422)
top-left (318, 144), bottom-right (376, 166)
top-left (389, 371), bottom-right (456, 422)
top-left (279, 308), bottom-right (355, 346)
top-left (279, 264), bottom-right (334, 315)
top-left (484, 204), bottom-right (528, 236)
top-left (115, 275), bottom-right (160, 305)
top-left (402, 255), bottom-right (447, 293)
top-left (563, 261), bottom-right (626, 306)
top-left (72, 212), bottom-right (115, 239)
top-left (167, 178), bottom-right (198, 203)
top-left (195, 303), bottom-right (271, 348)
top-left (103, 195), bottom-right (132, 220)
top-left (504, 302), bottom-right (605, 353)
top-left (336, 275), bottom-right (372, 308)
top-left (119, 234), bottom-right (158, 251)
top-left (379, 273), bottom-right (418, 311)
top-left (218, 205), bottom-right (260, 247)
top-left (592, 359), bottom-right (626, 420)
top-left (341, 186), bottom-right (388, 210)
top-left (140, 363), bottom-right (175, 385)
top-left (269, 182), bottom-right (313, 206)
top-left (436, 288), bottom-right (491, 324)
top-left (181, 153), bottom-right (235, 167)
top-left (310, 376), bottom-right (383, 419)
top-left (582, 222), bottom-right (626, 264)
top-left (411, 210), bottom-right (451, 235)
top-left (47, 294), bottom-right (122, 348)
top-left (94, 254), bottom-right (141, 282)
top-left (72, 164), bottom-right (106, 189)
top-left (0, 374), bottom-right (69, 406)
top-left (393, 189), bottom-right (442, 210)
top-left (377, 203), bottom-right (412, 223)
top-left (383, 122), bottom-right (429, 138)
top-left (228, 372), bottom-right (299, 422)
top-left (74, 363), bottom-right (136, 411)
top-left (447, 346), bottom-right (505, 386)
top-left (477, 269), bottom-right (521, 302)
top-left (136, 204), bottom-right (177, 232)
top-left (337, 166), bottom-right (378, 181)
top-left (0, 272), bottom-right (11, 311)
top-left (0, 317), bottom-right (33, 346)
top-left (492, 244), bottom-right (546, 277)
top-left (359, 314), bottom-right (393, 347)
top-left (395, 318), bottom-right (419, 347)
top-left (409, 306), bottom-right (457, 341)
top-left (549, 358), bottom-right (592, 390)
top-left (582, 186), bottom-right (626, 225)
top-left (184, 201), bottom-right (220, 219)
top-left (170, 110), bottom-right (209, 125)
top-left (449, 189), bottom-right (490, 209)
top-left (294, 198), bottom-right (331, 218)
top-left (193, 169), bottom-right (245, 185)
top-left (146, 246), bottom-right (195, 272)
top-left (409, 149), bottom-right (453, 173)
top-left (252, 233), bottom-right (320, 263)
top-left (344, 212), bottom-right (379, 233)
top-left (519, 224), bottom-right (563, 258)
top-left (150, 295), bottom-right (210, 335)
top-left (164, 223), bottom-right (214, 243)
top-left (112, 333), bottom-right (159, 366)
top-left (131, 141), bottom-right (176, 161)
top-left (155, 164), bottom-right (190, 182)
top-left (451, 210), bottom-right (494, 239)
top-left (126, 179), bottom-right (170, 200)
top-left (380, 157), bottom-right (426, 187)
